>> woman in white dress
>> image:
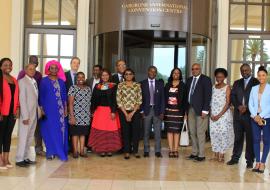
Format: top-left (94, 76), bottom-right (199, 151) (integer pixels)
top-left (210, 68), bottom-right (234, 162)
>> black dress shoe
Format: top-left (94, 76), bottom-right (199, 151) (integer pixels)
top-left (16, 161), bottom-right (29, 167)
top-left (194, 157), bottom-right (205, 162)
top-left (226, 159), bottom-right (238, 165)
top-left (186, 154), bottom-right (198, 160)
top-left (144, 152), bottom-right (149, 157)
top-left (24, 159), bottom-right (36, 165)
top-left (246, 163), bottom-right (254, 169)
top-left (86, 147), bottom-right (92, 153)
top-left (155, 152), bottom-right (163, 158)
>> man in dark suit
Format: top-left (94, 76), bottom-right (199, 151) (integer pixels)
top-left (65, 57), bottom-right (80, 92)
top-left (141, 66), bottom-right (165, 158)
top-left (86, 65), bottom-right (102, 90)
top-left (112, 60), bottom-right (127, 84)
top-left (186, 63), bottom-right (212, 162)
top-left (227, 64), bottom-right (259, 168)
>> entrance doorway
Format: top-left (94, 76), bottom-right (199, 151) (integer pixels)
top-left (123, 30), bottom-right (187, 82)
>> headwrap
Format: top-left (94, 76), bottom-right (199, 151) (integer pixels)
top-left (45, 60), bottom-right (66, 81)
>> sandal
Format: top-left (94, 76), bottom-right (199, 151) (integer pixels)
top-left (168, 151), bottom-right (174, 158)
top-left (173, 151), bottom-right (179, 158)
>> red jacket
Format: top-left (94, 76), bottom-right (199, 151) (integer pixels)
top-left (0, 77), bottom-right (19, 116)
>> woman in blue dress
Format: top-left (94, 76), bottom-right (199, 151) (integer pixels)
top-left (39, 60), bottom-right (68, 161)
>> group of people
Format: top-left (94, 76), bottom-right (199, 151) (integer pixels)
top-left (0, 55), bottom-right (269, 174)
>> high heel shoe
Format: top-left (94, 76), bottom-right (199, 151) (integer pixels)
top-left (173, 151), bottom-right (179, 158)
top-left (168, 151), bottom-right (174, 158)
top-left (258, 165), bottom-right (265, 173)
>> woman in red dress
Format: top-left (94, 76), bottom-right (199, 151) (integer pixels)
top-left (88, 69), bottom-right (122, 157)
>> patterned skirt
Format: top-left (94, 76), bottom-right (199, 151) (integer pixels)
top-left (88, 106), bottom-right (122, 153)
top-left (164, 108), bottom-right (184, 134)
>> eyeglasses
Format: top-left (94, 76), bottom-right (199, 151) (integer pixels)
top-left (124, 73), bottom-right (133, 76)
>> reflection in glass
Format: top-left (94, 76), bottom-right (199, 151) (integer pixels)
top-left (61, 0), bottom-right (77, 25)
top-left (264, 6), bottom-right (270, 31)
top-left (245, 39), bottom-right (262, 61)
top-left (44, 0), bottom-right (59, 25)
top-left (178, 47), bottom-right (187, 80)
top-left (43, 34), bottom-right (59, 56)
top-left (26, 0), bottom-right (42, 25)
top-left (28, 34), bottom-right (41, 55)
top-left (153, 45), bottom-right (174, 82)
top-left (192, 35), bottom-right (208, 73)
top-left (60, 35), bottom-right (74, 56)
top-left (247, 5), bottom-right (262, 31)
top-left (263, 40), bottom-right (270, 61)
top-left (230, 5), bottom-right (245, 30)
top-left (60, 58), bottom-right (72, 72)
top-left (231, 40), bottom-right (244, 61)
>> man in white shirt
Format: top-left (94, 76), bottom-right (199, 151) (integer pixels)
top-left (112, 60), bottom-right (127, 84)
top-left (86, 65), bottom-right (102, 90)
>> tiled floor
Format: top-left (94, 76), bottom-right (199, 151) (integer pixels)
top-left (0, 140), bottom-right (269, 190)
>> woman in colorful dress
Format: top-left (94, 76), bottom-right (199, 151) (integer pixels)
top-left (117, 68), bottom-right (142, 159)
top-left (210, 68), bottom-right (234, 162)
top-left (88, 69), bottom-right (122, 157)
top-left (164, 68), bottom-right (187, 158)
top-left (68, 72), bottom-right (91, 158)
top-left (39, 60), bottom-right (68, 161)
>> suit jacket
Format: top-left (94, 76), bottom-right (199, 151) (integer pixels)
top-left (164, 81), bottom-right (187, 116)
top-left (249, 83), bottom-right (270, 119)
top-left (112, 73), bottom-right (121, 84)
top-left (65, 70), bottom-right (76, 93)
top-left (231, 77), bottom-right (260, 119)
top-left (0, 77), bottom-right (19, 116)
top-left (86, 77), bottom-right (94, 89)
top-left (140, 79), bottom-right (165, 116)
top-left (186, 74), bottom-right (212, 116)
top-left (18, 76), bottom-right (39, 121)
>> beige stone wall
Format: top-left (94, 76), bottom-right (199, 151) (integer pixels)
top-left (0, 0), bottom-right (12, 58)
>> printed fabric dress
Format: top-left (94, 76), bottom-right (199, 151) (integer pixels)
top-left (210, 85), bottom-right (234, 154)
top-left (39, 77), bottom-right (68, 161)
top-left (68, 85), bottom-right (92, 136)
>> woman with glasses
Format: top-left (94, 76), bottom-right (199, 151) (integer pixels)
top-left (88, 69), bottom-right (122, 157)
top-left (117, 68), bottom-right (142, 159)
top-left (39, 60), bottom-right (68, 161)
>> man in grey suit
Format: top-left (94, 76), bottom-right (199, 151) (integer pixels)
top-left (16, 64), bottom-right (39, 167)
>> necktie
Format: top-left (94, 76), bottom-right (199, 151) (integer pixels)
top-left (189, 77), bottom-right (197, 104)
top-left (150, 80), bottom-right (155, 105)
top-left (73, 73), bottom-right (77, 85)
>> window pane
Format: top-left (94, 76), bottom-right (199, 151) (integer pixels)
top-left (231, 40), bottom-right (244, 61)
top-left (26, 0), bottom-right (42, 25)
top-left (44, 0), bottom-right (59, 25)
top-left (60, 58), bottom-right (72, 72)
top-left (60, 35), bottom-right (74, 56)
top-left (247, 5), bottom-right (262, 31)
top-left (230, 5), bottom-right (245, 30)
top-left (263, 40), bottom-right (270, 61)
top-left (267, 65), bottom-right (270, 82)
top-left (264, 6), bottom-right (270, 31)
top-left (230, 63), bottom-right (245, 85)
top-left (43, 34), bottom-right (59, 56)
top-left (61, 0), bottom-right (77, 25)
top-left (28, 34), bottom-right (41, 55)
top-left (245, 39), bottom-right (262, 61)
top-left (248, 0), bottom-right (262, 2)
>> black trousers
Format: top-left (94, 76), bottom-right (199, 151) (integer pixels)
top-left (34, 122), bottom-right (44, 152)
top-left (231, 115), bottom-right (254, 164)
top-left (0, 114), bottom-right (16, 153)
top-left (119, 110), bottom-right (141, 154)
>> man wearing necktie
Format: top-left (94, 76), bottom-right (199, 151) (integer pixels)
top-left (65, 57), bottom-right (80, 93)
top-left (64, 57), bottom-right (80, 153)
top-left (141, 66), bottom-right (165, 158)
top-left (186, 63), bottom-right (212, 162)
top-left (112, 60), bottom-right (127, 84)
top-left (227, 64), bottom-right (259, 168)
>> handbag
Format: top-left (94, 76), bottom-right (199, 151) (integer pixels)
top-left (180, 119), bottom-right (189, 146)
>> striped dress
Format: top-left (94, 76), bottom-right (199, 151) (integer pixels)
top-left (164, 86), bottom-right (184, 133)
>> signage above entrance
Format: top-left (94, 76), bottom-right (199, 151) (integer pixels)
top-left (96, 0), bottom-right (189, 34)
